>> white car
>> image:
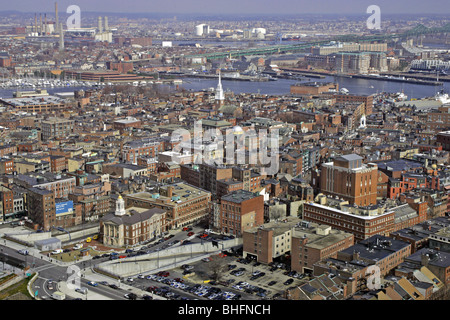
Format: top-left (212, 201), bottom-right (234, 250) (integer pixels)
top-left (126, 277), bottom-right (134, 282)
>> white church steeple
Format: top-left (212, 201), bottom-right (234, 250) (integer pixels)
top-left (115, 194), bottom-right (126, 216)
top-left (215, 70), bottom-right (224, 108)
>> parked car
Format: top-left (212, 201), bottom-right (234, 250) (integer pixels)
top-left (17, 249), bottom-right (29, 255)
top-left (284, 279), bottom-right (294, 285)
top-left (124, 293), bottom-right (137, 300)
top-left (75, 287), bottom-right (88, 294)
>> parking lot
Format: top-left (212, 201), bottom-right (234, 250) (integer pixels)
top-left (123, 250), bottom-right (311, 300)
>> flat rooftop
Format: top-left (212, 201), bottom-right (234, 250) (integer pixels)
top-left (126, 182), bottom-right (210, 205)
top-left (221, 190), bottom-right (261, 203)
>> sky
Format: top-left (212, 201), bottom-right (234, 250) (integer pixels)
top-left (2, 0), bottom-right (450, 15)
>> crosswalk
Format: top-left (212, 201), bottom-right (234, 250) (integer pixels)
top-left (32, 264), bottom-right (57, 273)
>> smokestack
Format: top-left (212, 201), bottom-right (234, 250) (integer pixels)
top-left (104, 16), bottom-right (109, 31)
top-left (98, 16), bottom-right (103, 33)
top-left (39, 14), bottom-right (43, 36)
top-left (55, 2), bottom-right (59, 31)
top-left (59, 23), bottom-right (64, 51)
top-left (34, 13), bottom-right (37, 34)
top-left (44, 13), bottom-right (47, 35)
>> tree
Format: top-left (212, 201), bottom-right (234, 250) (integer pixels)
top-left (208, 258), bottom-right (227, 282)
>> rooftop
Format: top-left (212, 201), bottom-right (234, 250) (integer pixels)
top-left (221, 189), bottom-right (261, 203)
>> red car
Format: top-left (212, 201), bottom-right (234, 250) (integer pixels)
top-left (187, 232), bottom-right (194, 236)
top-left (182, 227), bottom-right (189, 231)
top-left (157, 271), bottom-right (170, 277)
top-left (146, 286), bottom-right (158, 292)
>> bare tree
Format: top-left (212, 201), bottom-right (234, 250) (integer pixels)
top-left (208, 258), bottom-right (228, 282)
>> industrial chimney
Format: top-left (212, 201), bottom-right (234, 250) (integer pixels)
top-left (59, 23), bottom-right (64, 51)
top-left (55, 2), bottom-right (59, 30)
top-left (98, 16), bottom-right (103, 33)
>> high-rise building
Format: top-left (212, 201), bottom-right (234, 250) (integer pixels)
top-left (319, 154), bottom-right (378, 206)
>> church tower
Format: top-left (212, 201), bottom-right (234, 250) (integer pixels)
top-left (214, 70), bottom-right (225, 109)
top-left (115, 194), bottom-right (126, 216)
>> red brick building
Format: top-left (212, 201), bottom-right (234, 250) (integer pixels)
top-left (26, 187), bottom-right (55, 231)
top-left (50, 155), bottom-right (67, 173)
top-left (291, 224), bottom-right (355, 274)
top-left (219, 190), bottom-right (264, 237)
top-left (0, 158), bottom-right (14, 175)
top-left (320, 154), bottom-right (378, 206)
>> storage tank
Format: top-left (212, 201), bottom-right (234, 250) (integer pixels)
top-left (253, 28), bottom-right (266, 34)
top-left (195, 24), bottom-right (204, 36)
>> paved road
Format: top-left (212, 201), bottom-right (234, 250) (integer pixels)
top-left (0, 224), bottom-right (243, 300)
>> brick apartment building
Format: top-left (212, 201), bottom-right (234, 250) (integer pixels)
top-left (181, 163), bottom-right (261, 197)
top-left (113, 117), bottom-right (142, 133)
top-left (291, 223), bottom-right (355, 274)
top-left (0, 158), bottom-right (14, 175)
top-left (26, 187), bottom-right (55, 231)
top-left (313, 235), bottom-right (411, 296)
top-left (41, 118), bottom-right (74, 141)
top-left (219, 190), bottom-right (264, 237)
top-left (0, 185), bottom-right (14, 221)
top-left (121, 138), bottom-right (163, 164)
top-left (13, 173), bottom-right (75, 199)
top-left (0, 145), bottom-right (17, 158)
top-left (50, 155), bottom-right (67, 173)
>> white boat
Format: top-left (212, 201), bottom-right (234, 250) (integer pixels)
top-left (340, 88), bottom-right (349, 94)
top-left (435, 90), bottom-right (450, 104)
top-left (396, 92), bottom-right (408, 101)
